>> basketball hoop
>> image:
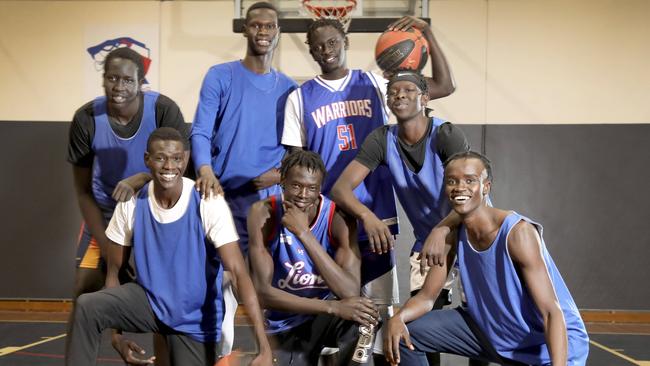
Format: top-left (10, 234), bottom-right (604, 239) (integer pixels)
top-left (301, 0), bottom-right (358, 32)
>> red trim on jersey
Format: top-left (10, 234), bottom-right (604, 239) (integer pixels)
top-left (327, 201), bottom-right (337, 248)
top-left (266, 195), bottom-right (279, 243)
top-left (310, 195), bottom-right (325, 230)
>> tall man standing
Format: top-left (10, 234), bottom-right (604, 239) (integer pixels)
top-left (191, 3), bottom-right (297, 354)
top-left (67, 47), bottom-right (188, 298)
top-left (191, 1), bottom-right (298, 253)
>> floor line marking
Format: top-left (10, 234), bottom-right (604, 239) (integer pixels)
top-left (0, 319), bottom-right (67, 324)
top-left (0, 333), bottom-right (66, 357)
top-left (590, 339), bottom-right (641, 365)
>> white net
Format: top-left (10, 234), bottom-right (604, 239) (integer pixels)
top-left (301, 0), bottom-right (358, 31)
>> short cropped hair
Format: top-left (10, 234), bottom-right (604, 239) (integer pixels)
top-left (147, 127), bottom-right (189, 152)
top-left (444, 151), bottom-right (493, 182)
top-left (280, 150), bottom-right (327, 182)
top-left (104, 47), bottom-right (145, 81)
top-left (306, 18), bottom-right (346, 46)
top-left (245, 1), bottom-right (279, 24)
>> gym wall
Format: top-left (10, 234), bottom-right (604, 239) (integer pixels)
top-left (0, 0), bottom-right (648, 309)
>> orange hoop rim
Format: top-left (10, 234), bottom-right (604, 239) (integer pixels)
top-left (301, 0), bottom-right (357, 20)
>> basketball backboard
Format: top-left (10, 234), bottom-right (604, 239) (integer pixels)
top-left (232, 0), bottom-right (430, 33)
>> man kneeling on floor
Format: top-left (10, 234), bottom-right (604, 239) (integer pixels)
top-left (248, 150), bottom-right (379, 365)
top-left (384, 151), bottom-right (589, 366)
top-left (65, 127), bottom-right (272, 366)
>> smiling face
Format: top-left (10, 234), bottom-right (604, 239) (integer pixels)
top-left (386, 80), bottom-right (429, 121)
top-left (103, 57), bottom-right (141, 109)
top-left (145, 139), bottom-right (189, 192)
top-left (308, 25), bottom-right (348, 77)
top-left (444, 157), bottom-right (491, 216)
top-left (282, 165), bottom-right (323, 212)
top-left (243, 8), bottom-right (280, 56)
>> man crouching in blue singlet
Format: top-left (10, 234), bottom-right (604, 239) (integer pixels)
top-left (248, 150), bottom-right (379, 365)
top-left (65, 128), bottom-right (272, 366)
top-left (384, 151), bottom-right (589, 366)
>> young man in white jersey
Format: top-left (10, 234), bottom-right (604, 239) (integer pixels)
top-left (65, 128), bottom-right (272, 366)
top-left (282, 17), bottom-right (456, 364)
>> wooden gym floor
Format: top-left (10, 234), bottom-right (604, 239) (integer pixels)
top-left (0, 304), bottom-right (649, 365)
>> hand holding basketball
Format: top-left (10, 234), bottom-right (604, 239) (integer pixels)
top-left (388, 15), bottom-right (430, 33)
top-left (375, 16), bottom-right (430, 72)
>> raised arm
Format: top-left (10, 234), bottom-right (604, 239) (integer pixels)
top-left (388, 16), bottom-right (455, 100)
top-left (384, 231), bottom-right (456, 365)
top-left (247, 200), bottom-right (378, 327)
top-left (219, 241), bottom-right (272, 366)
top-left (508, 221), bottom-right (568, 365)
top-left (330, 161), bottom-right (393, 254)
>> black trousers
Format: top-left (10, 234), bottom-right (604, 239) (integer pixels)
top-left (269, 314), bottom-right (360, 366)
top-left (65, 282), bottom-right (220, 366)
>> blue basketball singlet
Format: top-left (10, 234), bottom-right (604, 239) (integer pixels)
top-left (91, 91), bottom-right (159, 211)
top-left (299, 70), bottom-right (398, 237)
top-left (193, 61), bottom-right (295, 193)
top-left (132, 184), bottom-right (224, 343)
top-left (458, 212), bottom-right (589, 365)
top-left (191, 61), bottom-right (297, 253)
top-left (265, 194), bottom-right (336, 334)
top-left (385, 118), bottom-right (450, 253)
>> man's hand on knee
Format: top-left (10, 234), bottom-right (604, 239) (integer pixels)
top-left (112, 333), bottom-right (155, 365)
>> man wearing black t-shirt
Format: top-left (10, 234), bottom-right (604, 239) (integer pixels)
top-left (67, 47), bottom-right (188, 298)
top-left (331, 71), bottom-right (475, 365)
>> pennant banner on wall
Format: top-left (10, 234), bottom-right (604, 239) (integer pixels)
top-left (84, 26), bottom-right (158, 101)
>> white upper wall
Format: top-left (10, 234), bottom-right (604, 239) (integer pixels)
top-left (0, 0), bottom-right (648, 123)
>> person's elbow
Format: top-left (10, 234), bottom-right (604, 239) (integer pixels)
top-left (541, 300), bottom-right (565, 325)
top-left (251, 282), bottom-right (274, 308)
top-left (442, 81), bottom-right (456, 97)
top-left (254, 287), bottom-right (270, 307)
top-left (435, 80), bottom-right (455, 99)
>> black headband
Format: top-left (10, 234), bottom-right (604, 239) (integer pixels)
top-left (387, 71), bottom-right (428, 94)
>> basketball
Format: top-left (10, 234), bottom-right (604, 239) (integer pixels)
top-left (375, 28), bottom-right (429, 73)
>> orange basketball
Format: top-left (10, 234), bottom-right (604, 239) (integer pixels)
top-left (375, 28), bottom-right (429, 72)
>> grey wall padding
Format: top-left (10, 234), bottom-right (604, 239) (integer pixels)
top-left (0, 123), bottom-right (78, 298)
top-left (483, 124), bottom-right (650, 310)
top-left (0, 122), bottom-right (648, 310)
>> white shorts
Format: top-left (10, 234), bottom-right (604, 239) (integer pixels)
top-left (409, 252), bottom-right (457, 293)
top-left (362, 265), bottom-right (399, 305)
